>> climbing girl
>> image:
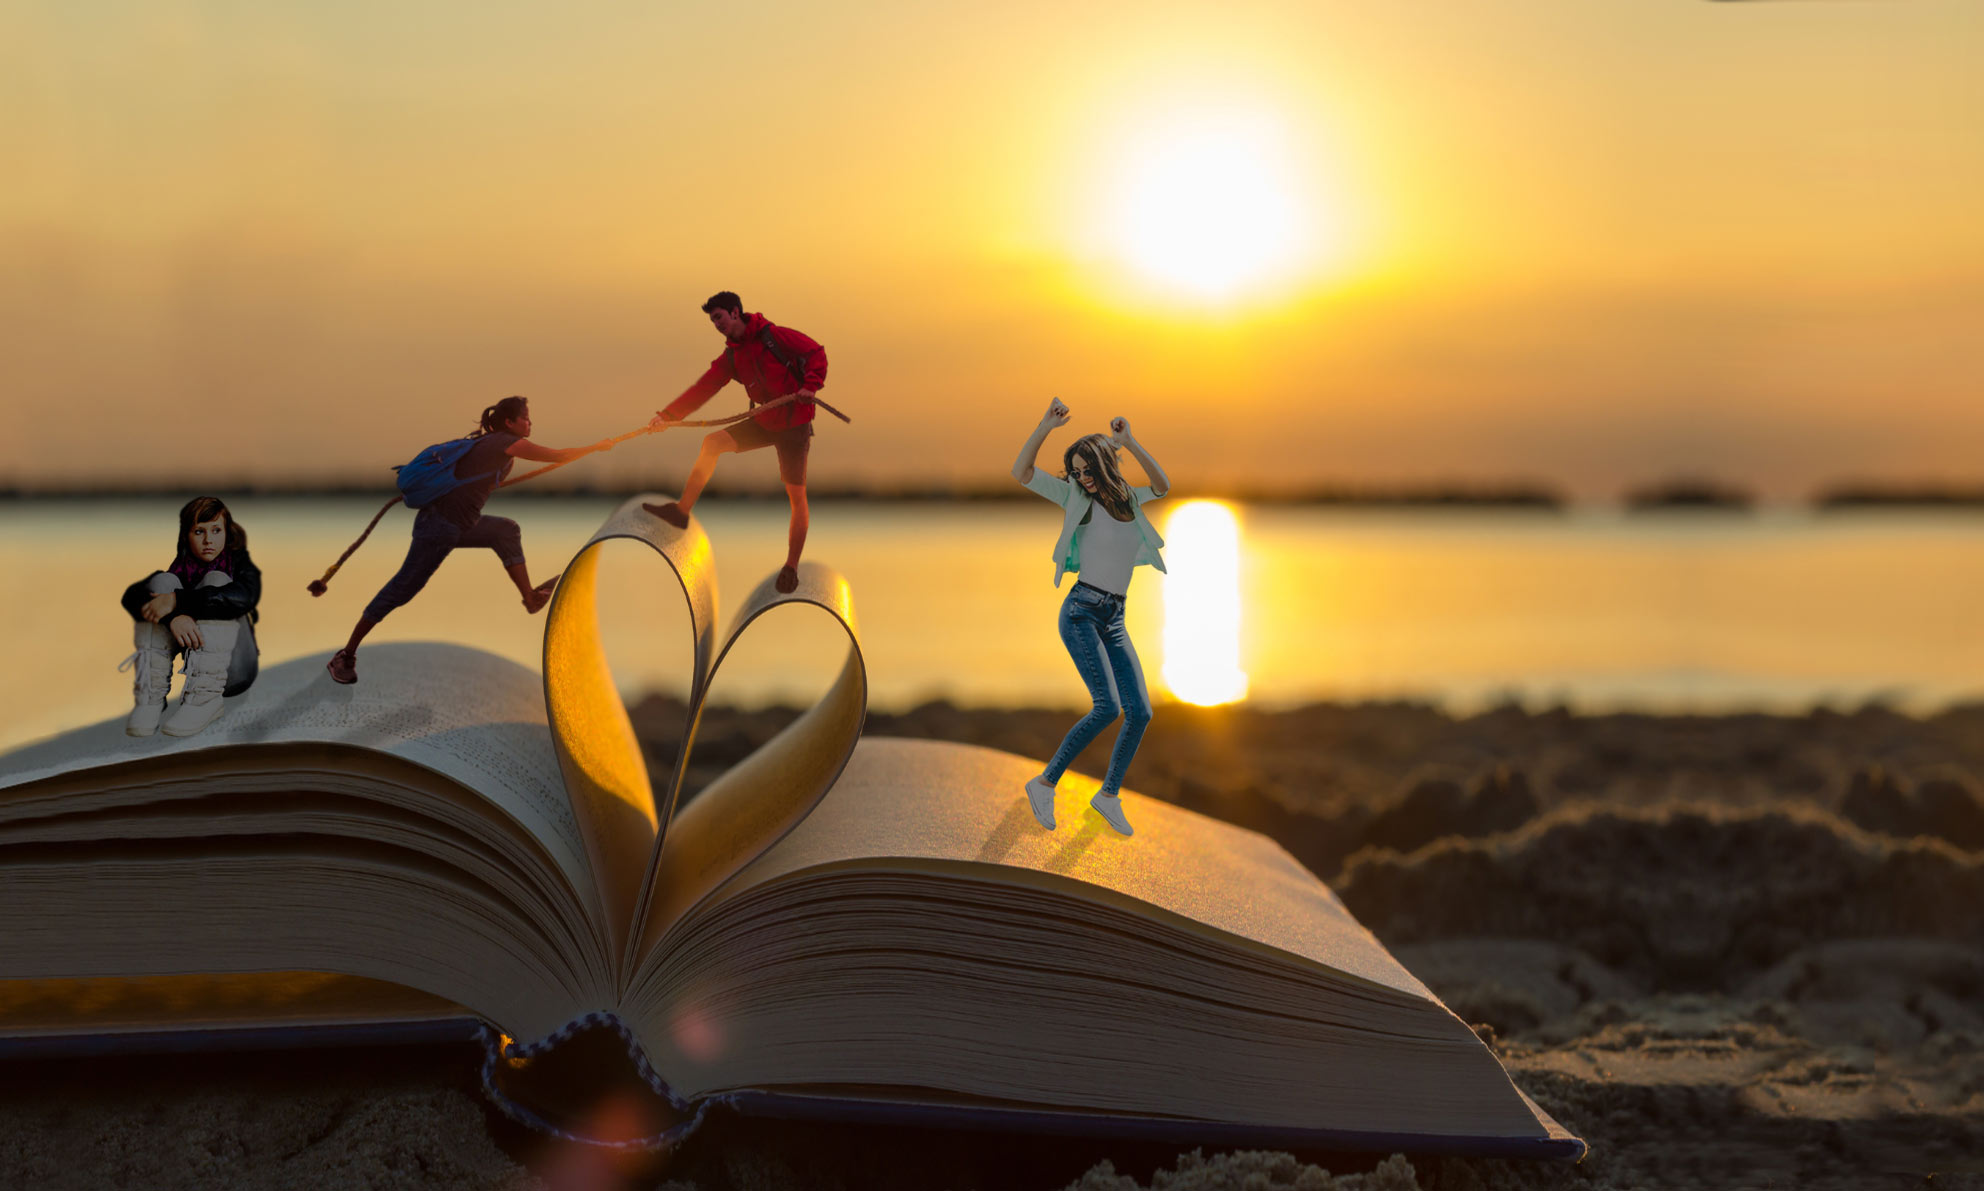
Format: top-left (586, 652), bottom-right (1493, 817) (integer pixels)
top-left (120, 496), bottom-right (261, 737)
top-left (1010, 398), bottom-right (1170, 837)
top-left (327, 396), bottom-right (610, 684)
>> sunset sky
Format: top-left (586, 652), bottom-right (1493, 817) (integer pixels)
top-left (5, 0), bottom-right (1980, 498)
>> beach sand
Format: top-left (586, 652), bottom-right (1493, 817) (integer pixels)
top-left (4, 700), bottom-right (1982, 1189)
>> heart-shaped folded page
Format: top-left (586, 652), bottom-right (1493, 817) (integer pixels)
top-left (542, 495), bottom-right (866, 980)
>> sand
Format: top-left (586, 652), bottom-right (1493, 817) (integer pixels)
top-left (4, 700), bottom-right (1983, 1189)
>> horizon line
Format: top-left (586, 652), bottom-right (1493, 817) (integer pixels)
top-left (10, 479), bottom-right (1984, 512)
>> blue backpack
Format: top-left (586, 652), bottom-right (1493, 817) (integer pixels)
top-left (393, 436), bottom-right (501, 508)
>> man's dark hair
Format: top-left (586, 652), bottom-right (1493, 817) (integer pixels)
top-left (701, 291), bottom-right (743, 316)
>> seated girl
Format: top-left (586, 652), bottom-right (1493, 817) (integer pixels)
top-left (120, 496), bottom-right (262, 737)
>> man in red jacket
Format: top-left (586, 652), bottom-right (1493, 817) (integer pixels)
top-left (646, 291), bottom-right (828, 593)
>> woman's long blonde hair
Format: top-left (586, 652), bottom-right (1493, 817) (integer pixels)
top-left (1062, 434), bottom-right (1134, 521)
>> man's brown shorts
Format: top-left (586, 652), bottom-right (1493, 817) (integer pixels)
top-left (724, 418), bottom-right (813, 486)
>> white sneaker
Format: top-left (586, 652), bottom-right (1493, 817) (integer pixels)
top-left (1090, 792), bottom-right (1133, 836)
top-left (1024, 775), bottom-right (1058, 830)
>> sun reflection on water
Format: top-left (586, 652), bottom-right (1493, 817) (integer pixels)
top-left (1160, 501), bottom-right (1249, 705)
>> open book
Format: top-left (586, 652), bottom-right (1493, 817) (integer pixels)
top-left (0, 497), bottom-right (1582, 1159)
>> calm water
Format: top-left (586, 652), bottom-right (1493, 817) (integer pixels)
top-left (8, 497), bottom-right (1984, 753)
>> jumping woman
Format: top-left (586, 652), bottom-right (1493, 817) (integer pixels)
top-left (327, 396), bottom-right (610, 685)
top-left (1010, 398), bottom-right (1170, 837)
top-left (120, 496), bottom-right (261, 737)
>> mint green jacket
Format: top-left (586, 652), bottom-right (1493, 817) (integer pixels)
top-left (1022, 468), bottom-right (1168, 587)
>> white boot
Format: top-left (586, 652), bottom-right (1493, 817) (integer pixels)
top-left (161, 620), bottom-right (239, 737)
top-left (120, 621), bottom-right (176, 737)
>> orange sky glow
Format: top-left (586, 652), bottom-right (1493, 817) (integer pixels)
top-left (4, 0), bottom-right (1980, 498)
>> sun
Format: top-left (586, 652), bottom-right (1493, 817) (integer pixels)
top-left (1107, 112), bottom-right (1316, 300)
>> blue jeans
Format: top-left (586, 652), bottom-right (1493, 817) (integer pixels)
top-left (1041, 582), bottom-right (1152, 798)
top-left (363, 509), bottom-right (525, 623)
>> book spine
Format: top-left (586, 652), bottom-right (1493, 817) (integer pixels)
top-left (476, 1013), bottom-right (717, 1151)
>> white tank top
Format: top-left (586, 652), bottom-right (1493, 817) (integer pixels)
top-left (1077, 503), bottom-right (1139, 595)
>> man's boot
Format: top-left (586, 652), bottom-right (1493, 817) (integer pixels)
top-left (642, 501), bottom-right (690, 529)
top-left (120, 621), bottom-right (176, 737)
top-left (162, 620), bottom-right (239, 737)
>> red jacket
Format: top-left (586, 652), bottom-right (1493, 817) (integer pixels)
top-left (661, 312), bottom-right (828, 431)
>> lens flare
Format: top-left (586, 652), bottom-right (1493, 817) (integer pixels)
top-left (670, 1002), bottom-right (724, 1063)
top-left (1161, 501), bottom-right (1248, 705)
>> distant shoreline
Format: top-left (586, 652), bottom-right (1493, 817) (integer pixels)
top-left (15, 482), bottom-right (1984, 511)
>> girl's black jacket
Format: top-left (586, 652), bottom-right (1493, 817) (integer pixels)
top-left (121, 557), bottom-right (262, 624)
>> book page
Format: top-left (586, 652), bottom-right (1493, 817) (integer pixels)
top-left (0, 972), bottom-right (462, 1036)
top-left (541, 496), bottom-right (716, 971)
top-left (691, 736), bottom-right (1436, 1002)
top-left (0, 644), bottom-right (593, 900)
top-left (632, 562), bottom-right (868, 958)
top-left (0, 834), bottom-right (603, 1044)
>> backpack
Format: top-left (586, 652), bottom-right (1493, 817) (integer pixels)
top-left (728, 325), bottom-right (810, 392)
top-left (393, 436), bottom-right (501, 508)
